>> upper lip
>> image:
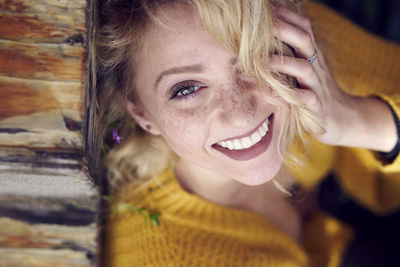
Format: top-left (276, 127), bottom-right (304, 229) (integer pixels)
top-left (213, 113), bottom-right (272, 144)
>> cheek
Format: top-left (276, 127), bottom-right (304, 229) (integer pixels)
top-left (156, 108), bottom-right (209, 158)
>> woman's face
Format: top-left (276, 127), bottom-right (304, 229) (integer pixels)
top-left (128, 4), bottom-right (285, 185)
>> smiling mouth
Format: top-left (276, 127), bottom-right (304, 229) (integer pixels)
top-left (212, 114), bottom-right (274, 161)
top-left (216, 117), bottom-right (270, 150)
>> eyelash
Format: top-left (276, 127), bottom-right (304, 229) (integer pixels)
top-left (169, 82), bottom-right (203, 101)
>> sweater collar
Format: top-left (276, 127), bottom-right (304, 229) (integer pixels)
top-left (138, 167), bottom-right (309, 265)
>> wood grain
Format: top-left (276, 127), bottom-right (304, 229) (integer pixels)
top-left (0, 1), bottom-right (99, 265)
top-left (0, 76), bottom-right (83, 148)
top-left (0, 0), bottom-right (86, 43)
top-left (0, 76), bottom-right (82, 119)
top-left (0, 147), bottom-right (83, 176)
top-left (0, 247), bottom-right (93, 267)
top-left (0, 171), bottom-right (99, 266)
top-left (0, 40), bottom-right (84, 81)
top-left (0, 217), bottom-right (97, 249)
top-left (0, 0), bottom-right (88, 151)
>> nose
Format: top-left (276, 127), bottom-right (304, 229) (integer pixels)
top-left (217, 79), bottom-right (258, 129)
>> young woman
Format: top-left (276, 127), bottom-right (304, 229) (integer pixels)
top-left (97, 0), bottom-right (400, 266)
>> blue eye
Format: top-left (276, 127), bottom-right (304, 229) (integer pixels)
top-left (170, 83), bottom-right (202, 101)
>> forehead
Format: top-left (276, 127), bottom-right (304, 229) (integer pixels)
top-left (133, 3), bottom-right (228, 81)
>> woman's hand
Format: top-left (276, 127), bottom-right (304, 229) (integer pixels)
top-left (270, 5), bottom-right (397, 152)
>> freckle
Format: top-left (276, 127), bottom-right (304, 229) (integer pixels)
top-left (250, 95), bottom-right (257, 107)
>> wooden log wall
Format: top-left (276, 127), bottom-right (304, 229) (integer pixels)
top-left (0, 0), bottom-right (100, 266)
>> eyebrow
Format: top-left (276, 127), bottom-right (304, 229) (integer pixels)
top-left (154, 57), bottom-right (237, 89)
top-left (154, 64), bottom-right (204, 89)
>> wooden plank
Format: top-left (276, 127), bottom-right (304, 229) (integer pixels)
top-left (0, 147), bottom-right (83, 176)
top-left (0, 0), bottom-right (86, 43)
top-left (0, 76), bottom-right (83, 119)
top-left (0, 0), bottom-right (88, 151)
top-left (83, 0), bottom-right (99, 177)
top-left (0, 152), bottom-right (82, 176)
top-left (0, 171), bottom-right (98, 224)
top-left (0, 40), bottom-right (85, 81)
top-left (0, 112), bottom-right (83, 148)
top-left (0, 0), bottom-right (87, 13)
top-left (0, 1), bottom-right (99, 266)
top-left (0, 247), bottom-right (92, 267)
top-left (0, 75), bottom-right (83, 149)
top-left (0, 171), bottom-right (99, 266)
top-left (0, 217), bottom-right (97, 250)
top-left (0, 171), bottom-right (97, 198)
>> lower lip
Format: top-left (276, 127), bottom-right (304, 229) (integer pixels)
top-left (212, 114), bottom-right (274, 161)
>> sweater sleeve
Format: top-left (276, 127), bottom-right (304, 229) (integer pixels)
top-left (304, 1), bottom-right (400, 214)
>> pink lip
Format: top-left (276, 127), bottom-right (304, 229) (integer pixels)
top-left (212, 113), bottom-right (274, 161)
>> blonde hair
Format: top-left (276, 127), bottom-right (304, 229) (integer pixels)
top-left (97, 0), bottom-right (323, 194)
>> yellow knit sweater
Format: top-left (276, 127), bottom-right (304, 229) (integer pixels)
top-left (105, 2), bottom-right (400, 266)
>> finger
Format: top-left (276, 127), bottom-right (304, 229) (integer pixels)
top-left (273, 18), bottom-right (315, 59)
top-left (273, 5), bottom-right (316, 44)
top-left (269, 55), bottom-right (319, 90)
top-left (292, 88), bottom-right (321, 110)
top-left (271, 84), bottom-right (320, 110)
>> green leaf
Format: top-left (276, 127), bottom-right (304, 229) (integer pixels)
top-left (116, 202), bottom-right (132, 212)
top-left (102, 194), bottom-right (116, 203)
top-left (111, 200), bottom-right (161, 226)
top-left (149, 212), bottom-right (161, 226)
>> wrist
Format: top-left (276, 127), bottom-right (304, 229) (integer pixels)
top-left (348, 96), bottom-right (397, 152)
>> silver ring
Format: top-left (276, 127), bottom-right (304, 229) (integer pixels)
top-left (307, 50), bottom-right (318, 63)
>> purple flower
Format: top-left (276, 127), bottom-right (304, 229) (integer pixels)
top-left (112, 128), bottom-right (121, 144)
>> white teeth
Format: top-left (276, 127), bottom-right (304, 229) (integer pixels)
top-left (251, 131), bottom-right (262, 143)
top-left (226, 140), bottom-right (234, 150)
top-left (241, 137), bottom-right (252, 149)
top-left (262, 120), bottom-right (269, 131)
top-left (216, 117), bottom-right (270, 151)
top-left (233, 139), bottom-right (243, 150)
top-left (258, 127), bottom-right (266, 137)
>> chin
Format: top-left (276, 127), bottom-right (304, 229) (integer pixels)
top-left (232, 157), bottom-right (283, 186)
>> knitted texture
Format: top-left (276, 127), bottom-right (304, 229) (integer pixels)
top-left (105, 168), bottom-right (353, 267)
top-left (105, 2), bottom-right (400, 266)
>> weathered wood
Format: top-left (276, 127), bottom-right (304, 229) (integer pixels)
top-left (0, 171), bottom-right (99, 266)
top-left (0, 0), bottom-right (87, 11)
top-left (0, 147), bottom-right (83, 175)
top-left (0, 247), bottom-right (93, 267)
top-left (0, 0), bottom-right (100, 266)
top-left (0, 77), bottom-right (83, 149)
top-left (0, 171), bottom-right (97, 197)
top-left (0, 76), bottom-right (82, 118)
top-left (0, 217), bottom-right (97, 251)
top-left (0, 40), bottom-right (85, 81)
top-left (0, 171), bottom-right (98, 214)
top-left (83, 0), bottom-right (100, 178)
top-left (0, 0), bottom-right (89, 155)
top-left (0, 0), bottom-right (86, 43)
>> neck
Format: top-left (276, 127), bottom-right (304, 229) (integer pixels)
top-left (174, 158), bottom-right (293, 209)
top-left (174, 159), bottom-right (302, 243)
